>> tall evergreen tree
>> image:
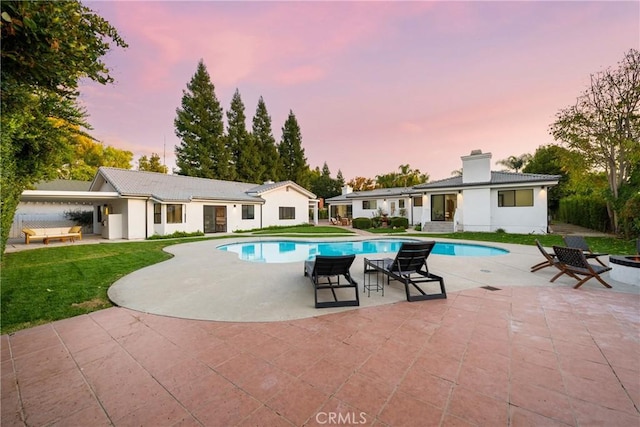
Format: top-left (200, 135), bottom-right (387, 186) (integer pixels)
top-left (336, 170), bottom-right (346, 190)
top-left (226, 88), bottom-right (251, 180)
top-left (310, 162), bottom-right (341, 199)
top-left (252, 96), bottom-right (280, 181)
top-left (278, 110), bottom-right (309, 186)
top-left (237, 133), bottom-right (262, 183)
top-left (174, 60), bottom-right (229, 179)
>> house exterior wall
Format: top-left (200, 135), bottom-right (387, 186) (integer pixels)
top-left (10, 202), bottom-right (93, 239)
top-left (460, 188), bottom-right (492, 232)
top-left (126, 199), bottom-right (147, 239)
top-left (261, 188), bottom-right (310, 227)
top-left (489, 187), bottom-right (549, 234)
top-left (348, 196), bottom-right (416, 223)
top-left (227, 203), bottom-right (262, 232)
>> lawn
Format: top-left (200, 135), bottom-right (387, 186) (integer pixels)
top-left (1, 227), bottom-right (636, 334)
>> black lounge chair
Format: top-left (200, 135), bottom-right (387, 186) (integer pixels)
top-left (551, 246), bottom-right (612, 289)
top-left (364, 241), bottom-right (446, 302)
top-left (304, 254), bottom-right (359, 308)
top-left (531, 239), bottom-right (560, 273)
top-left (563, 235), bottom-right (608, 267)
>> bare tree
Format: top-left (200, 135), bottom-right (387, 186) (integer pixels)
top-left (550, 49), bottom-right (640, 231)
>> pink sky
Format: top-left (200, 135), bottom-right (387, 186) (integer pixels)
top-left (80, 1), bottom-right (639, 182)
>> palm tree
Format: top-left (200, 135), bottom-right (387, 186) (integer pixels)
top-left (496, 154), bottom-right (532, 173)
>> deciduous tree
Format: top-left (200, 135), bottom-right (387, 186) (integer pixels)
top-left (138, 153), bottom-right (168, 174)
top-left (348, 176), bottom-right (376, 191)
top-left (1, 0), bottom-right (127, 256)
top-left (550, 49), bottom-right (640, 231)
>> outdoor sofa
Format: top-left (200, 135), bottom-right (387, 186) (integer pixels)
top-left (22, 226), bottom-right (83, 245)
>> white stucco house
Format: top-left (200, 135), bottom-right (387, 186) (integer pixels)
top-left (327, 150), bottom-right (561, 234)
top-left (15, 167), bottom-right (318, 240)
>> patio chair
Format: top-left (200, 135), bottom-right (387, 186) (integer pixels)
top-left (364, 241), bottom-right (446, 302)
top-left (563, 235), bottom-right (608, 266)
top-left (551, 246), bottom-right (612, 289)
top-left (329, 217), bottom-right (339, 225)
top-left (304, 254), bottom-right (360, 308)
top-left (530, 239), bottom-right (560, 273)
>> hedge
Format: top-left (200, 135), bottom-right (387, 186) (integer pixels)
top-left (558, 195), bottom-right (610, 232)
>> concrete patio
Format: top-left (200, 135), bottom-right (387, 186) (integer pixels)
top-left (2, 236), bottom-right (639, 426)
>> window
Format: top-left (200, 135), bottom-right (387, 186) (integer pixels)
top-left (242, 205), bottom-right (255, 220)
top-left (413, 196), bottom-right (423, 207)
top-left (167, 204), bottom-right (183, 223)
top-left (279, 206), bottom-right (295, 220)
top-left (399, 199), bottom-right (405, 209)
top-left (362, 200), bottom-right (377, 210)
top-left (153, 203), bottom-right (161, 224)
top-left (498, 189), bottom-right (534, 207)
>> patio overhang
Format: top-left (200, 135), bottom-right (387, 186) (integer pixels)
top-left (20, 190), bottom-right (121, 204)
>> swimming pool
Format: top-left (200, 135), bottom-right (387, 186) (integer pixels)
top-left (217, 239), bottom-right (509, 263)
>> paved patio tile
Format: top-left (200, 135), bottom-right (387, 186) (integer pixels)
top-left (2, 286), bottom-right (639, 426)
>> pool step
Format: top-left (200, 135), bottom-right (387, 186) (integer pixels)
top-left (422, 222), bottom-right (455, 233)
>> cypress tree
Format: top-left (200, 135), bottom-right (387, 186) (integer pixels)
top-left (252, 96), bottom-right (280, 182)
top-left (174, 60), bottom-right (229, 179)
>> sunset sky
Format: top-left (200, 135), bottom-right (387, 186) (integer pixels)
top-left (80, 1), bottom-right (639, 182)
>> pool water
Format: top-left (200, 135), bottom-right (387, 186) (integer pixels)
top-left (218, 239), bottom-right (509, 263)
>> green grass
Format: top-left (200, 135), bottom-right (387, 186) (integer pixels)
top-left (366, 227), bottom-right (408, 234)
top-left (1, 229), bottom-right (635, 334)
top-left (409, 232), bottom-right (636, 255)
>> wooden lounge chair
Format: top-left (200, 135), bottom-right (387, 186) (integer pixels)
top-left (304, 254), bottom-right (359, 308)
top-left (531, 239), bottom-right (560, 272)
top-left (364, 241), bottom-right (446, 302)
top-left (563, 235), bottom-right (608, 266)
top-left (551, 246), bottom-right (612, 289)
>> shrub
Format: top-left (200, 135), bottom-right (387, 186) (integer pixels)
top-left (147, 230), bottom-right (205, 240)
top-left (619, 193), bottom-right (640, 238)
top-left (414, 223), bottom-right (422, 231)
top-left (390, 216), bottom-right (409, 229)
top-left (352, 217), bottom-right (372, 229)
top-left (64, 209), bottom-right (93, 227)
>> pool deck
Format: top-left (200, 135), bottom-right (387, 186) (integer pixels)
top-left (106, 236), bottom-right (640, 322)
top-left (3, 235), bottom-right (639, 426)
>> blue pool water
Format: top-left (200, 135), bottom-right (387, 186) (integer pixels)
top-left (217, 239), bottom-right (509, 263)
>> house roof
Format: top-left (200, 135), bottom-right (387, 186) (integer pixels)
top-left (247, 180), bottom-right (316, 199)
top-left (413, 171), bottom-right (561, 190)
top-left (326, 187), bottom-right (414, 203)
top-left (91, 168), bottom-right (305, 203)
top-left (326, 171), bottom-right (561, 203)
